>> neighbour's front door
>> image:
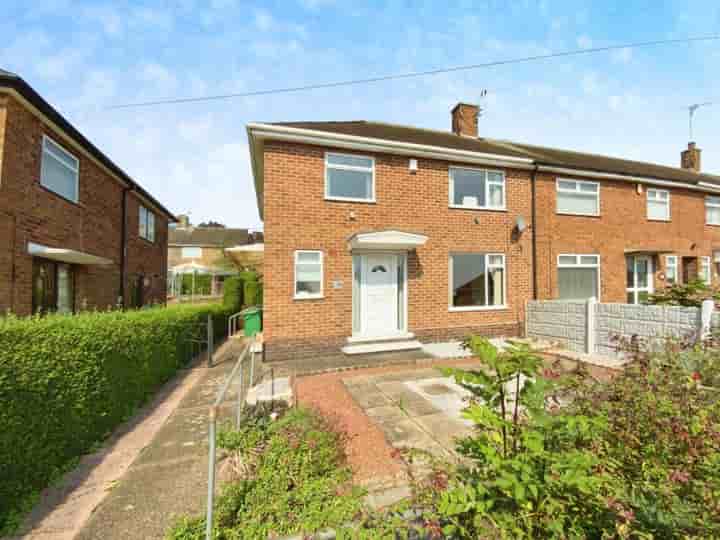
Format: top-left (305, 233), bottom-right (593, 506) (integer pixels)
top-left (361, 254), bottom-right (398, 337)
top-left (626, 255), bottom-right (653, 304)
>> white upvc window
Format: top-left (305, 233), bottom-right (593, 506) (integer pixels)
top-left (139, 205), bottom-right (155, 242)
top-left (325, 153), bottom-right (375, 202)
top-left (40, 135), bottom-right (79, 202)
top-left (556, 179), bottom-right (600, 216)
top-left (449, 253), bottom-right (506, 311)
top-left (665, 255), bottom-right (678, 284)
top-left (294, 250), bottom-right (323, 299)
top-left (181, 247), bottom-right (202, 258)
top-left (706, 196), bottom-right (720, 226)
top-left (557, 254), bottom-right (600, 300)
top-left (700, 256), bottom-right (712, 285)
top-left (449, 167), bottom-right (506, 210)
top-left (647, 188), bottom-right (670, 221)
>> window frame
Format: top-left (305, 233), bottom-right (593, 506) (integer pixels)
top-left (139, 205), bottom-right (156, 243)
top-left (448, 166), bottom-right (507, 211)
top-left (294, 250), bottom-right (324, 300)
top-left (40, 135), bottom-right (80, 203)
top-left (665, 255), bottom-right (678, 284)
top-left (556, 253), bottom-right (601, 301)
top-left (700, 256), bottom-right (712, 285)
top-left (646, 188), bottom-right (670, 221)
top-left (555, 178), bottom-right (600, 217)
top-left (324, 152), bottom-right (376, 203)
top-left (181, 246), bottom-right (203, 259)
top-left (706, 196), bottom-right (720, 226)
top-left (448, 252), bottom-right (507, 312)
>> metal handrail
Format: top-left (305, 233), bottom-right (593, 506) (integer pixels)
top-left (227, 305), bottom-right (263, 338)
top-left (205, 341), bottom-right (255, 540)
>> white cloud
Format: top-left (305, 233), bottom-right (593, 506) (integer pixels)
top-left (254, 9), bottom-right (275, 31)
top-left (297, 0), bottom-right (335, 9)
top-left (35, 48), bottom-right (88, 81)
top-left (139, 63), bottom-right (179, 95)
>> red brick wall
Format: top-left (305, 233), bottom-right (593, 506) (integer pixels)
top-left (534, 172), bottom-right (720, 302)
top-left (0, 94), bottom-right (168, 315)
top-left (263, 141), bottom-right (533, 359)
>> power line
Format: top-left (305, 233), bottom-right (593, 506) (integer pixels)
top-left (107, 35), bottom-right (720, 110)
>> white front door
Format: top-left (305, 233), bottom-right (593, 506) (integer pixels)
top-left (626, 255), bottom-right (654, 304)
top-left (361, 254), bottom-right (399, 337)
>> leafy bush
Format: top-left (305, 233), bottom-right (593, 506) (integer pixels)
top-left (0, 303), bottom-right (232, 533)
top-left (222, 276), bottom-right (243, 311)
top-left (167, 408), bottom-right (363, 540)
top-left (648, 278), bottom-right (720, 307)
top-left (243, 280), bottom-right (260, 307)
top-left (421, 336), bottom-right (720, 538)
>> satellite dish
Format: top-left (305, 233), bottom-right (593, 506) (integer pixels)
top-left (516, 216), bottom-right (527, 233)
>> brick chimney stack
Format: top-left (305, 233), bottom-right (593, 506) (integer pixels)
top-left (681, 142), bottom-right (702, 172)
top-left (451, 103), bottom-right (480, 137)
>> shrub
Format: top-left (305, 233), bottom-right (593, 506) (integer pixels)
top-left (648, 278), bottom-right (720, 307)
top-left (244, 280), bottom-right (260, 307)
top-left (222, 276), bottom-right (243, 311)
top-left (166, 408), bottom-right (363, 539)
top-left (0, 303), bottom-right (232, 533)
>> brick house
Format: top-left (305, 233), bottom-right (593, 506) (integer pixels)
top-left (247, 103), bottom-right (720, 361)
top-left (0, 69), bottom-right (175, 315)
top-left (167, 215), bottom-right (261, 298)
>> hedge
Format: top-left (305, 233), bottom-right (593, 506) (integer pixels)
top-left (0, 303), bottom-right (232, 533)
top-left (223, 276), bottom-right (243, 311)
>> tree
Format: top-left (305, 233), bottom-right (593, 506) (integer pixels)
top-left (198, 221), bottom-right (226, 228)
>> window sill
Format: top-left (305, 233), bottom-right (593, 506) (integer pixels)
top-left (647, 217), bottom-right (670, 222)
top-left (294, 294), bottom-right (324, 301)
top-left (325, 196), bottom-right (376, 204)
top-left (556, 211), bottom-right (600, 218)
top-left (448, 204), bottom-right (507, 212)
top-left (706, 222), bottom-right (720, 227)
top-left (449, 305), bottom-right (508, 312)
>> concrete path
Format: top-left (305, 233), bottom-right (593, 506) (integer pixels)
top-left (9, 340), bottom-right (248, 540)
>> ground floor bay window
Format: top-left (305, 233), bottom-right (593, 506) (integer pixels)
top-left (557, 254), bottom-right (600, 300)
top-left (449, 253), bottom-right (505, 310)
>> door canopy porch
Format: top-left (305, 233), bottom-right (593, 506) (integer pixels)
top-left (348, 230), bottom-right (428, 251)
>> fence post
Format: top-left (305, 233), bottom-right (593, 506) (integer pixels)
top-left (207, 315), bottom-right (213, 368)
top-left (700, 298), bottom-right (714, 341)
top-left (236, 363), bottom-right (244, 429)
top-left (586, 297), bottom-right (597, 355)
top-left (205, 406), bottom-right (217, 540)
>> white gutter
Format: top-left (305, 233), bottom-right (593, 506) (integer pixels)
top-left (247, 122), bottom-right (536, 169)
top-left (538, 165), bottom-right (720, 194)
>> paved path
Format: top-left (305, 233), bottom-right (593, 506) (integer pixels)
top-left (9, 339), bottom-right (247, 540)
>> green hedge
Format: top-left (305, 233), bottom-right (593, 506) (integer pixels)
top-left (244, 280), bottom-right (260, 307)
top-left (223, 276), bottom-right (243, 311)
top-left (0, 303), bottom-right (232, 533)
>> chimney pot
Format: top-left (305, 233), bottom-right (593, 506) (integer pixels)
top-left (177, 214), bottom-right (190, 228)
top-left (451, 103), bottom-right (480, 137)
top-left (681, 142), bottom-right (702, 172)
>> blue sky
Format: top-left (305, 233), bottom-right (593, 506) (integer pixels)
top-left (2, 0), bottom-right (719, 229)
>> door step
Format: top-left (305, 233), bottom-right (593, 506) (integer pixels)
top-left (341, 340), bottom-right (423, 355)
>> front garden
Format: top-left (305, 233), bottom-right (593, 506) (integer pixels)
top-left (168, 333), bottom-right (720, 539)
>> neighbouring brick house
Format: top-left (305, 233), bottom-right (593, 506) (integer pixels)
top-left (167, 215), bottom-right (262, 297)
top-left (248, 103), bottom-right (720, 361)
top-left (0, 69), bottom-right (175, 315)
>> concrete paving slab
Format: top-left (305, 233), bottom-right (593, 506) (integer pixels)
top-left (364, 405), bottom-right (407, 423)
top-left (344, 386), bottom-right (392, 409)
top-left (413, 413), bottom-right (473, 450)
top-left (132, 408), bottom-right (208, 466)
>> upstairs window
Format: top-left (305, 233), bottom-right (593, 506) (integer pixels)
top-left (556, 179), bottom-right (599, 216)
top-left (294, 250), bottom-right (323, 299)
top-left (325, 153), bottom-right (375, 202)
top-left (139, 205), bottom-right (155, 242)
top-left (181, 247), bottom-right (202, 258)
top-left (449, 253), bottom-right (505, 310)
top-left (706, 196), bottom-right (720, 225)
top-left (647, 188), bottom-right (670, 221)
top-left (449, 167), bottom-right (505, 209)
top-left (40, 136), bottom-right (79, 202)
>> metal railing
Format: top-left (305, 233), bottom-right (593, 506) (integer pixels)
top-left (186, 314), bottom-right (215, 367)
top-left (205, 341), bottom-right (257, 540)
top-left (227, 310), bottom-right (244, 338)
